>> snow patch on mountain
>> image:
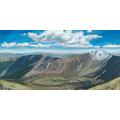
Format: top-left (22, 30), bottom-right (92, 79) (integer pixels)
top-left (90, 50), bottom-right (112, 61)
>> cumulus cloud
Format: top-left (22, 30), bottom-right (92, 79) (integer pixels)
top-left (1, 42), bottom-right (30, 47)
top-left (28, 32), bottom-right (39, 41)
top-left (27, 30), bottom-right (102, 48)
top-left (1, 42), bottom-right (17, 47)
top-left (103, 44), bottom-right (120, 48)
top-left (1, 42), bottom-right (51, 48)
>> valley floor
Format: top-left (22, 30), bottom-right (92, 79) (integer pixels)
top-left (0, 80), bottom-right (32, 90)
top-left (1, 77), bottom-right (120, 90)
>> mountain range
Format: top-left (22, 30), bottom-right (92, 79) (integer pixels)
top-left (0, 50), bottom-right (120, 90)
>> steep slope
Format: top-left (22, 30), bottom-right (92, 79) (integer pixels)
top-left (0, 58), bottom-right (15, 77)
top-left (2, 55), bottom-right (44, 79)
top-left (2, 54), bottom-right (59, 80)
top-left (24, 50), bottom-right (111, 79)
top-left (1, 50), bottom-right (120, 89)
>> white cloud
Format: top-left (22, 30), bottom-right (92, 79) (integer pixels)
top-left (1, 42), bottom-right (51, 48)
top-left (1, 42), bottom-right (17, 47)
top-left (30, 43), bottom-right (51, 48)
top-left (103, 44), bottom-right (120, 48)
top-left (87, 30), bottom-right (92, 33)
top-left (27, 30), bottom-right (102, 47)
top-left (1, 42), bottom-right (29, 47)
top-left (28, 32), bottom-right (39, 41)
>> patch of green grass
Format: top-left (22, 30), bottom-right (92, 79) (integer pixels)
top-left (0, 80), bottom-right (32, 90)
top-left (90, 77), bottom-right (120, 90)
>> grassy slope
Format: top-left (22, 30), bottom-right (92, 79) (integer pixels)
top-left (0, 80), bottom-right (32, 90)
top-left (0, 58), bottom-right (16, 73)
top-left (90, 77), bottom-right (120, 90)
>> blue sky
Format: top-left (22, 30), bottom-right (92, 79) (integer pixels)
top-left (0, 30), bottom-right (120, 54)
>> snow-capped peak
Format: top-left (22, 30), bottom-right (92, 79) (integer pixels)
top-left (90, 50), bottom-right (112, 61)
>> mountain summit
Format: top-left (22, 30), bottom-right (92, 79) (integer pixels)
top-left (90, 50), bottom-right (112, 61)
